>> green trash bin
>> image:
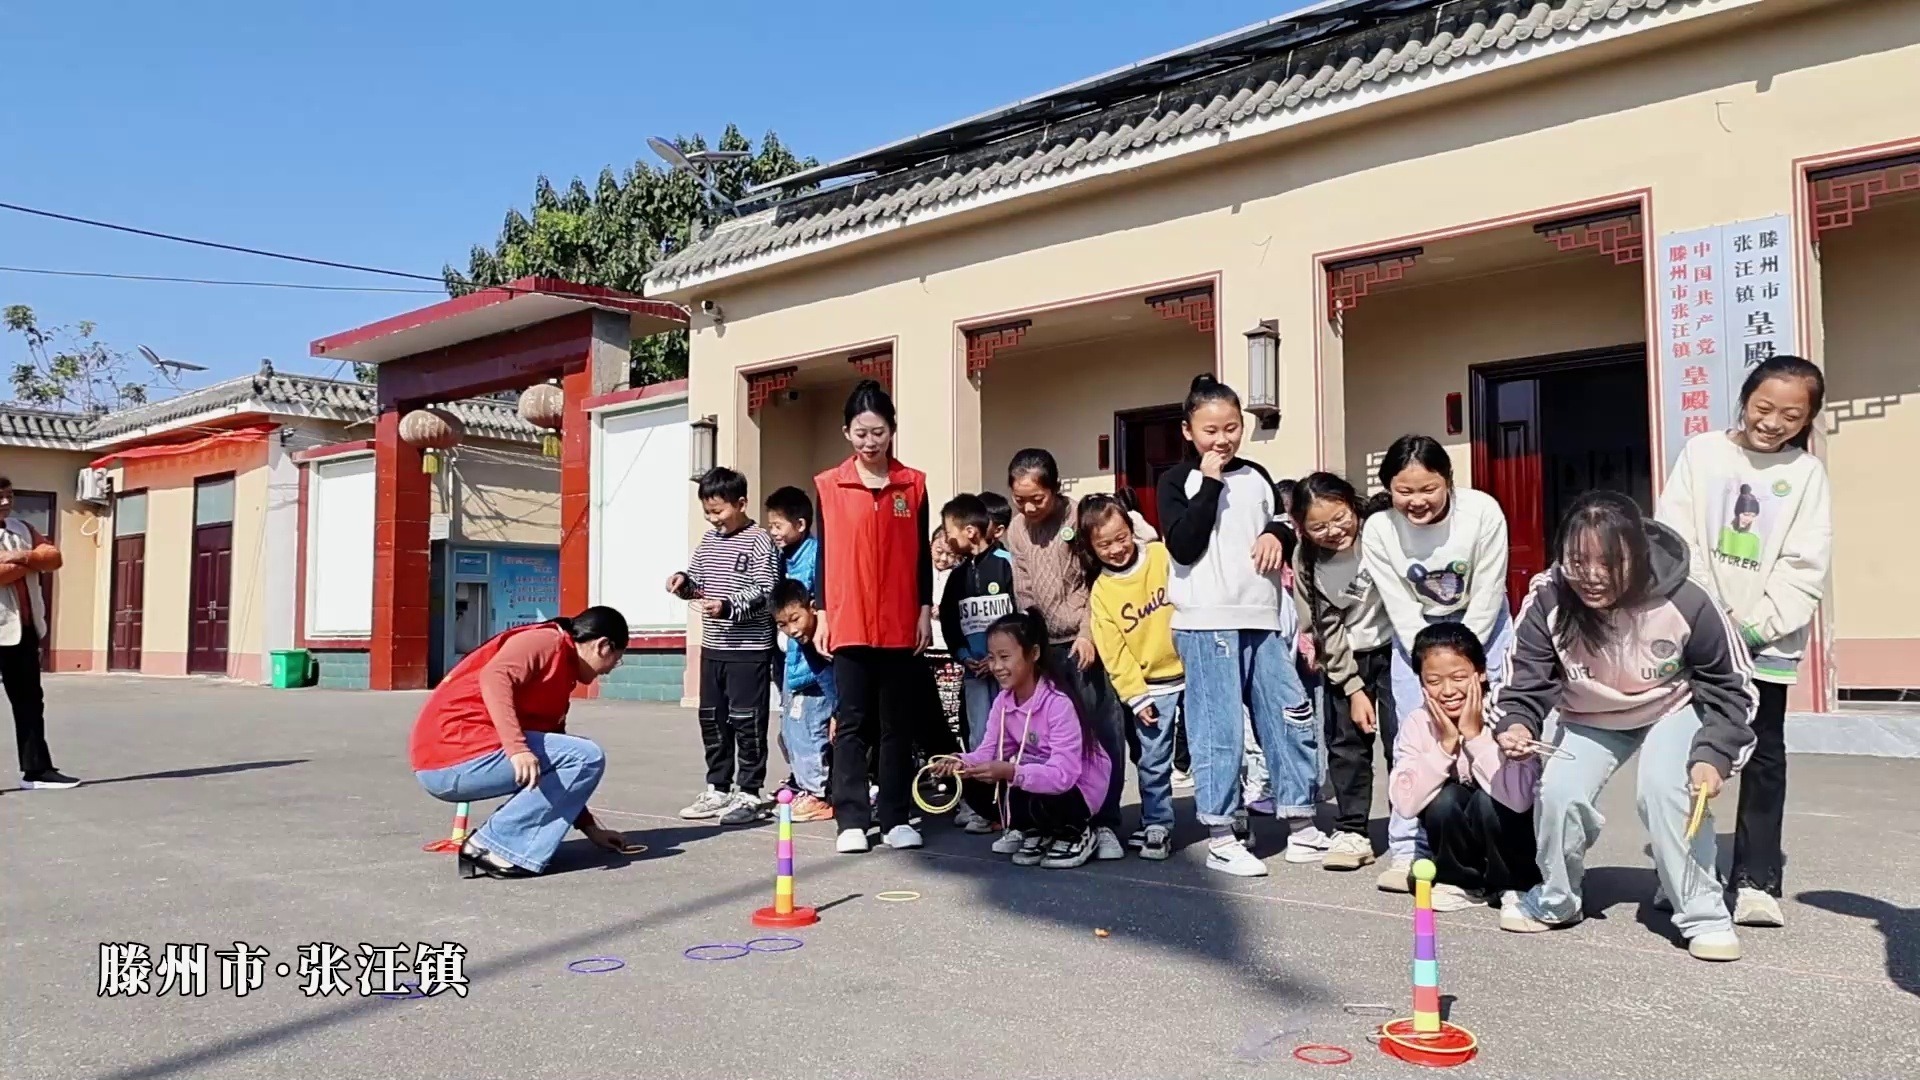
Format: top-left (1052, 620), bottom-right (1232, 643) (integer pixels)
top-left (270, 649), bottom-right (312, 689)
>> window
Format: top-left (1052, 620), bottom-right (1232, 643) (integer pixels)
top-left (194, 475), bottom-right (235, 525)
top-left (114, 491), bottom-right (148, 537)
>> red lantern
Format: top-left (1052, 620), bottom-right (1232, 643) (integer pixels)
top-left (398, 407), bottom-right (463, 474)
top-left (517, 381), bottom-right (565, 458)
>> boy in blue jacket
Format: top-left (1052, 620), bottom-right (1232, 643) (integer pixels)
top-left (766, 487), bottom-right (832, 821)
top-left (938, 494), bottom-right (1016, 833)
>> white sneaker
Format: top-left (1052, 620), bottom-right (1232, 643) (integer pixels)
top-left (1499, 890), bottom-right (1523, 919)
top-left (1093, 827), bottom-right (1125, 861)
top-left (1376, 853), bottom-right (1413, 893)
top-left (679, 787), bottom-right (732, 820)
top-left (1688, 928), bottom-right (1743, 961)
top-left (1430, 883), bottom-right (1483, 913)
top-left (1499, 892), bottom-right (1582, 934)
top-left (835, 828), bottom-right (870, 854)
top-left (991, 829), bottom-right (1027, 855)
top-left (953, 803), bottom-right (995, 835)
top-left (1139, 824), bottom-right (1173, 861)
top-left (1283, 824), bottom-right (1333, 864)
top-left (1207, 836), bottom-right (1269, 878)
top-left (1733, 887), bottom-right (1784, 928)
top-left (882, 825), bottom-right (923, 850)
top-left (1321, 831), bottom-right (1376, 871)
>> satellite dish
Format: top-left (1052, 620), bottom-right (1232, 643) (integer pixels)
top-left (647, 136), bottom-right (692, 172)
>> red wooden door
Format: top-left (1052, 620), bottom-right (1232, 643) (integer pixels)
top-left (1116, 406), bottom-right (1188, 531)
top-left (1479, 376), bottom-right (1546, 614)
top-left (188, 523), bottom-right (233, 674)
top-left (109, 535), bottom-right (146, 670)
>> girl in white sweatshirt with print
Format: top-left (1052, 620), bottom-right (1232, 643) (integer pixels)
top-left (1656, 354), bottom-right (1831, 930)
top-left (1361, 435), bottom-right (1514, 892)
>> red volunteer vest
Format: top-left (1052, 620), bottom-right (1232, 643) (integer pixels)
top-left (408, 622), bottom-right (578, 771)
top-left (815, 457), bottom-right (927, 651)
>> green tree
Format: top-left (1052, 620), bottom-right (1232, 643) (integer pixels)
top-left (4, 305), bottom-right (149, 412)
top-left (446, 126), bottom-right (816, 386)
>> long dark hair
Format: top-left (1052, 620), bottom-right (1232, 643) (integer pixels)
top-left (1007, 447), bottom-right (1061, 493)
top-left (1290, 471), bottom-right (1384, 569)
top-left (551, 606), bottom-right (629, 648)
top-left (1378, 434), bottom-right (1454, 492)
top-left (1182, 373), bottom-right (1241, 420)
top-left (843, 378), bottom-right (897, 430)
top-left (1737, 354), bottom-right (1825, 451)
top-left (1071, 492), bottom-right (1130, 580)
top-left (986, 608), bottom-right (1096, 749)
top-left (1552, 491), bottom-right (1653, 656)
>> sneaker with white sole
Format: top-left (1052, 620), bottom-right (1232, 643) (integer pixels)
top-left (1041, 829), bottom-right (1096, 869)
top-left (836, 828), bottom-right (870, 854)
top-left (1321, 831), bottom-right (1376, 871)
top-left (1376, 853), bottom-right (1413, 893)
top-left (1688, 928), bottom-right (1742, 961)
top-left (991, 829), bottom-right (1027, 855)
top-left (1283, 824), bottom-right (1334, 864)
top-left (1499, 892), bottom-right (1582, 933)
top-left (1732, 887), bottom-right (1784, 928)
top-left (953, 803), bottom-right (995, 835)
top-left (718, 791), bottom-right (770, 826)
top-left (1093, 827), bottom-right (1125, 861)
top-left (679, 787), bottom-right (733, 820)
top-left (1430, 883), bottom-right (1485, 913)
top-left (1011, 834), bottom-right (1048, 866)
top-left (1140, 824), bottom-right (1173, 861)
top-left (882, 824), bottom-right (923, 850)
top-left (1499, 890), bottom-right (1523, 920)
top-left (1207, 836), bottom-right (1269, 878)
top-left (20, 769), bottom-right (81, 790)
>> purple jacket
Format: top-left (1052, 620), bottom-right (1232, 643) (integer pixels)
top-left (958, 677), bottom-right (1110, 815)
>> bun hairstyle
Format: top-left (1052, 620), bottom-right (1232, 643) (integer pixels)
top-left (1738, 354), bottom-right (1826, 451)
top-left (843, 379), bottom-right (898, 431)
top-left (1183, 373), bottom-right (1241, 420)
top-left (1377, 434), bottom-right (1454, 492)
top-left (986, 607), bottom-right (1095, 747)
top-left (1007, 447), bottom-right (1062, 493)
top-left (551, 606), bottom-right (630, 649)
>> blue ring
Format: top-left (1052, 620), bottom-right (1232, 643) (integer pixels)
top-left (566, 957), bottom-right (625, 974)
top-left (745, 936), bottom-right (804, 953)
top-left (375, 982), bottom-right (427, 1000)
top-left (682, 944), bottom-right (751, 962)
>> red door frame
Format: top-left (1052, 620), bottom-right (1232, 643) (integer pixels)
top-left (1470, 343), bottom-right (1649, 612)
top-left (109, 489), bottom-right (147, 672)
top-left (1113, 403), bottom-right (1187, 531)
top-left (188, 474), bottom-right (236, 675)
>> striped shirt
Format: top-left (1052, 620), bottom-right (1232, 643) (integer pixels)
top-left (685, 523), bottom-right (781, 653)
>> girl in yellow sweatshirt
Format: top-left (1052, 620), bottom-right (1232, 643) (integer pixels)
top-left (1076, 494), bottom-right (1182, 861)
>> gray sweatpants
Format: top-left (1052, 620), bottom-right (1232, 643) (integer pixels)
top-left (1524, 705), bottom-right (1734, 939)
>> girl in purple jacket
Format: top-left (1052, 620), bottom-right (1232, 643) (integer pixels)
top-left (934, 609), bottom-right (1113, 869)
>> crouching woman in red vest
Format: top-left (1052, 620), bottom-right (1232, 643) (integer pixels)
top-left (409, 607), bottom-right (632, 879)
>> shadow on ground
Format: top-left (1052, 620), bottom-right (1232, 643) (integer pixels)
top-left (1796, 889), bottom-right (1917, 998)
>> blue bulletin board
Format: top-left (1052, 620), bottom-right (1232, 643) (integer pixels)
top-left (491, 548), bottom-right (560, 631)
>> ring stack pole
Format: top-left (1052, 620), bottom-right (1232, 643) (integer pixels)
top-left (423, 802), bottom-right (471, 853)
top-left (753, 790), bottom-right (819, 929)
top-left (1376, 859), bottom-right (1479, 1067)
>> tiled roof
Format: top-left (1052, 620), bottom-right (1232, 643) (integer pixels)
top-left (647, 0), bottom-right (1699, 288)
top-left (0, 405), bottom-right (93, 448)
top-left (29, 372), bottom-right (538, 445)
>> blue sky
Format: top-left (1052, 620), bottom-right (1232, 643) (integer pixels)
top-left (1, 1), bottom-right (1300, 391)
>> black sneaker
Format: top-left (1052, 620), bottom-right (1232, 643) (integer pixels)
top-left (1010, 834), bottom-right (1047, 867)
top-left (718, 792), bottom-right (769, 826)
top-left (21, 770), bottom-right (81, 790)
top-left (1040, 828), bottom-right (1095, 869)
top-left (1126, 828), bottom-right (1146, 850)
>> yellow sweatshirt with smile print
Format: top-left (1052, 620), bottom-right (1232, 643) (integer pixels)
top-left (1089, 541), bottom-right (1184, 709)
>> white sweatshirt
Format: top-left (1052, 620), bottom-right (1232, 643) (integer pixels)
top-left (1655, 430), bottom-right (1832, 684)
top-left (1156, 458), bottom-right (1291, 632)
top-left (1360, 486), bottom-right (1510, 647)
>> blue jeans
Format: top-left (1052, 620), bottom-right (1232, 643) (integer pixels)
top-left (1387, 608), bottom-right (1515, 859)
top-left (1135, 689), bottom-right (1181, 830)
top-left (779, 685), bottom-right (834, 797)
top-left (960, 670), bottom-right (998, 751)
top-left (415, 731), bottom-right (605, 873)
top-left (1174, 629), bottom-right (1316, 826)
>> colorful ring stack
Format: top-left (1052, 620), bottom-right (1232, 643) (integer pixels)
top-left (752, 790), bottom-right (819, 929)
top-left (1376, 858), bottom-right (1479, 1068)
top-left (422, 801), bottom-right (471, 853)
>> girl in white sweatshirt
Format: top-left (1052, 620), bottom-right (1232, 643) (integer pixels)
top-left (1360, 435), bottom-right (1514, 892)
top-left (1655, 354), bottom-right (1830, 930)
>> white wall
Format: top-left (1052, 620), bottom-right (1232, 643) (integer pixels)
top-left (593, 401), bottom-right (690, 633)
top-left (305, 454), bottom-right (375, 639)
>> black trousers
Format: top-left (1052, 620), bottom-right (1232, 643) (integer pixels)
top-left (1418, 781), bottom-right (1540, 895)
top-left (1044, 644), bottom-right (1126, 832)
top-left (1, 624), bottom-right (54, 778)
top-left (697, 651), bottom-right (771, 794)
top-left (1325, 645), bottom-right (1398, 835)
top-left (1731, 680), bottom-right (1789, 896)
top-left (830, 646), bottom-right (918, 832)
top-left (1008, 787), bottom-right (1092, 843)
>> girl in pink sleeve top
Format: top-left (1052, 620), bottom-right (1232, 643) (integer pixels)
top-left (937, 609), bottom-right (1112, 870)
top-left (1387, 622), bottom-right (1541, 914)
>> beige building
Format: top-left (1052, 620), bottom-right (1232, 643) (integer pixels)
top-left (649, 0), bottom-right (1920, 715)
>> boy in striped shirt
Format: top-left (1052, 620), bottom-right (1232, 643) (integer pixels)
top-left (668, 467), bottom-right (783, 826)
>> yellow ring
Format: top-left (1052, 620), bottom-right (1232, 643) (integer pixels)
top-left (875, 891), bottom-right (922, 902)
top-left (912, 756), bottom-right (966, 815)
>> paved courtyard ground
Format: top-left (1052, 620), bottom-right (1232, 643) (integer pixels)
top-left (2, 675), bottom-right (1914, 1080)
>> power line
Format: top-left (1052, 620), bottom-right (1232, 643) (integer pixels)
top-left (0, 265), bottom-right (444, 293)
top-left (0, 200), bottom-right (445, 282)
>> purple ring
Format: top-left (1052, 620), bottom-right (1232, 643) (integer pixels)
top-left (566, 957), bottom-right (625, 974)
top-left (375, 982), bottom-right (427, 1000)
top-left (683, 944), bottom-right (752, 962)
top-left (744, 936), bottom-right (804, 954)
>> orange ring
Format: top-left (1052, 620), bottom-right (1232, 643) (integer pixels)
top-left (1292, 1044), bottom-right (1353, 1066)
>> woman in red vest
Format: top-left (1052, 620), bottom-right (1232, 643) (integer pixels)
top-left (813, 380), bottom-right (933, 854)
top-left (410, 606), bottom-right (632, 879)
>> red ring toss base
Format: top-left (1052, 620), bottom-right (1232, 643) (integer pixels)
top-left (1376, 1019), bottom-right (1478, 1068)
top-left (751, 904), bottom-right (819, 929)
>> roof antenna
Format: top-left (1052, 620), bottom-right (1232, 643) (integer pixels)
top-left (649, 136), bottom-right (751, 224)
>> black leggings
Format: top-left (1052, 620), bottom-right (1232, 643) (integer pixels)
top-left (1325, 646), bottom-right (1398, 835)
top-left (829, 647), bottom-right (917, 832)
top-left (1008, 787), bottom-right (1092, 842)
top-left (1418, 781), bottom-right (1540, 895)
top-left (1730, 681), bottom-right (1790, 896)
